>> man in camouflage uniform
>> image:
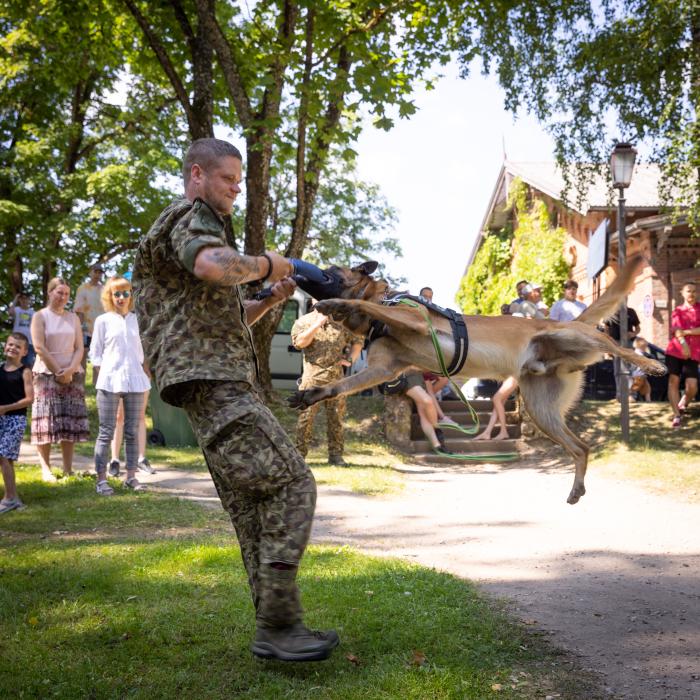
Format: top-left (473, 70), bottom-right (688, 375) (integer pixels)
top-left (133, 138), bottom-right (339, 662)
top-left (292, 309), bottom-right (363, 465)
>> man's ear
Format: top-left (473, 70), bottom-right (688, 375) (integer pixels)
top-left (351, 261), bottom-right (379, 276)
top-left (190, 163), bottom-right (204, 184)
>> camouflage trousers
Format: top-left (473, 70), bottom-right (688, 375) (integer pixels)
top-left (182, 381), bottom-right (316, 629)
top-left (295, 394), bottom-right (347, 459)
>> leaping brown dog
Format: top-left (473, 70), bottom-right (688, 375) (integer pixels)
top-left (288, 255), bottom-right (666, 505)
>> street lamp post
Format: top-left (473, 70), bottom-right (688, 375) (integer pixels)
top-left (609, 142), bottom-right (637, 445)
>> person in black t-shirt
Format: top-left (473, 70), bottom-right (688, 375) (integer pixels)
top-left (0, 332), bottom-right (34, 513)
top-left (605, 307), bottom-right (641, 342)
top-left (605, 307), bottom-right (641, 399)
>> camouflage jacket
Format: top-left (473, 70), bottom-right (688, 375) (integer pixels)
top-left (292, 311), bottom-right (363, 388)
top-left (133, 197), bottom-right (258, 407)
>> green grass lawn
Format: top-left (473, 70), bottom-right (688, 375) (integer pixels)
top-left (568, 400), bottom-right (700, 501)
top-left (0, 467), bottom-right (601, 699)
top-left (74, 380), bottom-right (404, 495)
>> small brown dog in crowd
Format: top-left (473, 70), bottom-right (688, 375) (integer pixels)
top-left (289, 255), bottom-right (666, 505)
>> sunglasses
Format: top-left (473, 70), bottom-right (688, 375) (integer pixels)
top-left (112, 290), bottom-right (131, 299)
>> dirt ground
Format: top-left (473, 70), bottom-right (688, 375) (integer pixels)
top-left (25, 443), bottom-right (700, 699)
top-left (310, 454), bottom-right (700, 700)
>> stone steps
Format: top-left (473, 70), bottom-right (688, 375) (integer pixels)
top-left (408, 436), bottom-right (520, 454)
top-left (438, 398), bottom-right (516, 412)
top-left (383, 393), bottom-right (524, 464)
top-left (410, 438), bottom-right (521, 465)
top-left (410, 414), bottom-right (520, 439)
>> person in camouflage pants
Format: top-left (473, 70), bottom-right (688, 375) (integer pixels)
top-left (292, 310), bottom-right (363, 466)
top-left (133, 138), bottom-right (339, 662)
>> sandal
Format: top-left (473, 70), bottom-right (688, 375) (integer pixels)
top-left (96, 480), bottom-right (114, 496)
top-left (0, 498), bottom-right (25, 514)
top-left (124, 477), bottom-right (144, 491)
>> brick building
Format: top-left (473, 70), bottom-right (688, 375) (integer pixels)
top-left (469, 160), bottom-right (700, 347)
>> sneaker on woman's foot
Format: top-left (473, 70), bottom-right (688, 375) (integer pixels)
top-left (124, 477), bottom-right (144, 491)
top-left (672, 415), bottom-right (682, 429)
top-left (137, 458), bottom-right (155, 474)
top-left (108, 460), bottom-right (120, 477)
top-left (95, 480), bottom-right (114, 496)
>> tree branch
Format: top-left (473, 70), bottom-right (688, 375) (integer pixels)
top-left (287, 45), bottom-right (352, 257)
top-left (260, 0), bottom-right (298, 123)
top-left (167, 0), bottom-right (196, 53)
top-left (311, 1), bottom-right (406, 69)
top-left (122, 0), bottom-right (195, 132)
top-left (194, 0), bottom-right (252, 128)
top-left (288, 7), bottom-right (315, 255)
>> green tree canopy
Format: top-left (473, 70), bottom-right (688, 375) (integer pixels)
top-left (0, 0), bottom-right (181, 304)
top-left (453, 0), bottom-right (700, 226)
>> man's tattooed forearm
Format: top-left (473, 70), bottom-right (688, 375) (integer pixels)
top-left (208, 248), bottom-right (263, 285)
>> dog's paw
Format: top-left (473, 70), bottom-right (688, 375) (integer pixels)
top-left (566, 482), bottom-right (586, 505)
top-left (287, 391), bottom-right (311, 410)
top-left (646, 360), bottom-right (668, 376)
top-left (287, 389), bottom-right (324, 411)
top-left (315, 299), bottom-right (351, 321)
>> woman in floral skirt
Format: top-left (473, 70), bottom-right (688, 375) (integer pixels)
top-left (30, 277), bottom-right (89, 480)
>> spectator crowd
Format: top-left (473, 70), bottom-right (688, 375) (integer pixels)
top-left (1, 267), bottom-right (154, 514)
top-left (2, 268), bottom-right (698, 512)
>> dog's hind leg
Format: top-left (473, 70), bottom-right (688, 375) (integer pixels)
top-left (519, 372), bottom-right (590, 505)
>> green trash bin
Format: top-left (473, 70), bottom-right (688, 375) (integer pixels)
top-left (148, 387), bottom-right (198, 447)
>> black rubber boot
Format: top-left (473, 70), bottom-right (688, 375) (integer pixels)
top-left (251, 623), bottom-right (340, 662)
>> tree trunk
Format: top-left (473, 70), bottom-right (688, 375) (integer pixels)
top-left (2, 226), bottom-right (23, 298)
top-left (252, 304), bottom-right (286, 399)
top-left (244, 138), bottom-right (271, 256)
top-left (11, 250), bottom-right (23, 297)
top-left (245, 132), bottom-right (278, 396)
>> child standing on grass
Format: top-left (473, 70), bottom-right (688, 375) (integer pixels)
top-left (0, 332), bottom-right (34, 514)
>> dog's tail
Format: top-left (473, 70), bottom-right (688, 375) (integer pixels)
top-left (577, 254), bottom-right (645, 326)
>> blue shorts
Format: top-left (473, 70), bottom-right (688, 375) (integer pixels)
top-left (0, 414), bottom-right (27, 461)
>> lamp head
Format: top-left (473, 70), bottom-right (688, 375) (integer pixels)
top-left (610, 142), bottom-right (637, 189)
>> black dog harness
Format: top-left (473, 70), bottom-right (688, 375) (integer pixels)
top-left (368, 293), bottom-right (469, 377)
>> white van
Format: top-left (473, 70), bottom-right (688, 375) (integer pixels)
top-left (269, 288), bottom-right (311, 390)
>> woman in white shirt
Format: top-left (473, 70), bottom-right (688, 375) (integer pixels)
top-left (89, 276), bottom-right (151, 495)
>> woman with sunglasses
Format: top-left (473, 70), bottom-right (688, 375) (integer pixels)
top-left (90, 276), bottom-right (151, 495)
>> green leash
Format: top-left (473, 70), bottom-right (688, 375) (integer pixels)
top-left (396, 299), bottom-right (518, 462)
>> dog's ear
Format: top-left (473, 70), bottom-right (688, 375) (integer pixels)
top-left (351, 261), bottom-right (379, 276)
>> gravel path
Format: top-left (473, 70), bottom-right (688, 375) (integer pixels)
top-left (24, 444), bottom-right (700, 699)
top-left (311, 459), bottom-right (700, 700)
